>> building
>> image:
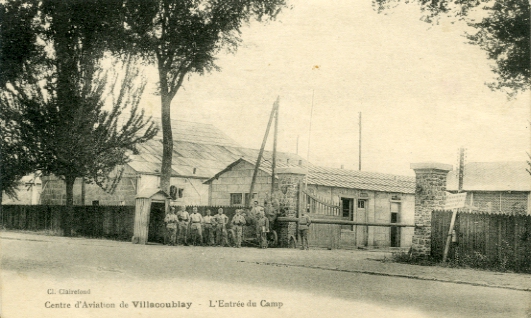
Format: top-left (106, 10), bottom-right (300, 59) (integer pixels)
top-left (446, 161), bottom-right (531, 215)
top-left (40, 119), bottom-right (306, 206)
top-left (2, 173), bottom-right (42, 205)
top-left (205, 158), bottom-right (416, 248)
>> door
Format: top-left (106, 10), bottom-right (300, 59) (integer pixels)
top-left (148, 202), bottom-right (166, 244)
top-left (390, 202), bottom-right (400, 247)
top-left (341, 198), bottom-right (353, 230)
top-left (356, 199), bottom-right (368, 246)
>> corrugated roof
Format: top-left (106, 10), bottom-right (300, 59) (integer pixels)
top-left (129, 119), bottom-right (307, 179)
top-left (307, 166), bottom-right (415, 194)
top-left (204, 157), bottom-right (415, 193)
top-left (446, 162), bottom-right (531, 191)
top-left (151, 118), bottom-right (241, 147)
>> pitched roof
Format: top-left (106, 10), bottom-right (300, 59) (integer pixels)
top-left (203, 157), bottom-right (299, 184)
top-left (128, 118), bottom-right (307, 179)
top-left (446, 162), bottom-right (531, 191)
top-left (204, 156), bottom-right (415, 193)
top-left (136, 188), bottom-right (171, 199)
top-left (307, 166), bottom-right (415, 194)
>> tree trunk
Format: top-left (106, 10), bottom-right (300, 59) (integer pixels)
top-left (160, 95), bottom-right (173, 193)
top-left (64, 175), bottom-right (76, 237)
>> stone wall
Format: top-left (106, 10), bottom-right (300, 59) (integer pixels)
top-left (274, 167), bottom-right (306, 247)
top-left (410, 163), bottom-right (452, 257)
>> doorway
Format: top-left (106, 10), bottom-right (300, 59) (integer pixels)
top-left (341, 198), bottom-right (353, 230)
top-left (390, 202), bottom-right (400, 247)
top-left (148, 202), bottom-right (166, 244)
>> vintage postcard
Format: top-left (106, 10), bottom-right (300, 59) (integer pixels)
top-left (1, 0), bottom-right (530, 317)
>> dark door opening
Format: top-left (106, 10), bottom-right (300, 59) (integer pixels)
top-left (390, 212), bottom-right (400, 247)
top-left (341, 198), bottom-right (353, 230)
top-left (148, 202), bottom-right (166, 244)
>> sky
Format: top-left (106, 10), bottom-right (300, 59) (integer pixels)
top-left (139, 0), bottom-right (530, 176)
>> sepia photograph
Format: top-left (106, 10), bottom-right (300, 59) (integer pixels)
top-left (1, 0), bottom-right (530, 317)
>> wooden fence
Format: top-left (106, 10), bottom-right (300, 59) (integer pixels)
top-left (1, 205), bottom-right (135, 241)
top-left (431, 210), bottom-right (531, 272)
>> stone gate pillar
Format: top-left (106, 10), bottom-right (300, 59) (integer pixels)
top-left (274, 166), bottom-right (307, 247)
top-left (410, 163), bottom-right (452, 257)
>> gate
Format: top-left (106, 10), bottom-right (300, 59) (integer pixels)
top-left (300, 189), bottom-right (341, 248)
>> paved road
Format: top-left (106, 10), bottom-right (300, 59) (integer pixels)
top-left (2, 232), bottom-right (530, 318)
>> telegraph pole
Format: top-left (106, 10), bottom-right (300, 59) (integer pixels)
top-left (248, 97), bottom-right (279, 207)
top-left (307, 90), bottom-right (315, 162)
top-left (358, 112), bottom-right (362, 171)
top-left (271, 102), bottom-right (279, 198)
top-left (458, 147), bottom-right (465, 193)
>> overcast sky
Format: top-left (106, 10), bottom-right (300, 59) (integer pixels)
top-left (139, 0), bottom-right (530, 176)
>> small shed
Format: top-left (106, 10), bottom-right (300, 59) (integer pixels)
top-left (132, 188), bottom-right (171, 244)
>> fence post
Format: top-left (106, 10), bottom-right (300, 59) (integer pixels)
top-left (410, 163), bottom-right (453, 258)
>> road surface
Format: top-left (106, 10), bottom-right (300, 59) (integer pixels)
top-left (1, 232), bottom-right (530, 318)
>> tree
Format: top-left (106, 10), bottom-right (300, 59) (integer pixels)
top-left (0, 111), bottom-right (36, 201)
top-left (1, 0), bottom-right (158, 233)
top-left (373, 0), bottom-right (530, 96)
top-left (122, 0), bottom-right (288, 192)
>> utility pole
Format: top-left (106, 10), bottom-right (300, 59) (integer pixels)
top-left (248, 97), bottom-right (279, 207)
top-left (458, 147), bottom-right (465, 193)
top-left (271, 102), bottom-right (279, 199)
top-left (307, 90), bottom-right (315, 162)
top-left (443, 147), bottom-right (466, 262)
top-left (358, 112), bottom-right (362, 171)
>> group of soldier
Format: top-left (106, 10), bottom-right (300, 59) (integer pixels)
top-left (164, 201), bottom-right (273, 249)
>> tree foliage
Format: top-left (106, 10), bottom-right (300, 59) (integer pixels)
top-left (122, 0), bottom-right (288, 192)
top-left (0, 0), bottom-right (158, 210)
top-left (373, 0), bottom-right (530, 96)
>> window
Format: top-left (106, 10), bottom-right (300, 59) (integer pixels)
top-left (230, 193), bottom-right (243, 206)
top-left (341, 198), bottom-right (353, 218)
top-left (92, 200), bottom-right (99, 206)
top-left (244, 193), bottom-right (257, 205)
top-left (357, 200), bottom-right (366, 209)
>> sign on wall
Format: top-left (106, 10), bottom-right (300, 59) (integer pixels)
top-left (444, 192), bottom-right (467, 210)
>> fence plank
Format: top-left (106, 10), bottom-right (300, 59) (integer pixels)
top-left (434, 210), bottom-right (531, 272)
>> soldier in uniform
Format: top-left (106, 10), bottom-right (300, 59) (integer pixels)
top-left (250, 200), bottom-right (261, 219)
top-left (202, 209), bottom-right (215, 246)
top-left (214, 208), bottom-right (229, 247)
top-left (257, 209), bottom-right (270, 249)
top-left (164, 207), bottom-right (178, 246)
top-left (298, 208), bottom-right (311, 250)
top-left (176, 206), bottom-right (190, 245)
top-left (250, 200), bottom-right (262, 242)
top-left (189, 207), bottom-right (203, 246)
top-left (231, 209), bottom-right (246, 248)
top-left (264, 200), bottom-right (277, 231)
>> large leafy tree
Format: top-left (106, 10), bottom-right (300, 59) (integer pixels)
top-left (123, 0), bottom-right (288, 192)
top-left (1, 0), bottom-right (158, 233)
top-left (373, 0), bottom-right (530, 96)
